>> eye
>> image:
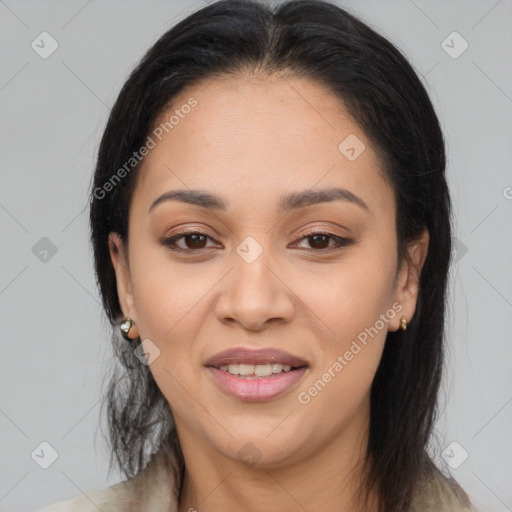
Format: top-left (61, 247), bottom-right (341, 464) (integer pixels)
top-left (161, 229), bottom-right (353, 254)
top-left (161, 230), bottom-right (217, 251)
top-left (294, 231), bottom-right (354, 252)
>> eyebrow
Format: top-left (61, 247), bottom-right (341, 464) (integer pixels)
top-left (149, 187), bottom-right (370, 213)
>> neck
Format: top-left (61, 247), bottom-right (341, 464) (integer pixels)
top-left (176, 406), bottom-right (378, 512)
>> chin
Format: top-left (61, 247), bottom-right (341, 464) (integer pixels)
top-left (209, 429), bottom-right (308, 470)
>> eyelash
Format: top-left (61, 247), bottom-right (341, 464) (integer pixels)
top-left (161, 229), bottom-right (353, 254)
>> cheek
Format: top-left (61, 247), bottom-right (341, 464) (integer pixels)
top-left (128, 242), bottom-right (212, 341)
top-left (128, 253), bottom-right (212, 412)
top-left (292, 242), bottom-right (397, 404)
top-left (297, 246), bottom-right (397, 342)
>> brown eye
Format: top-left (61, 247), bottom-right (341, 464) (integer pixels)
top-left (307, 234), bottom-right (330, 249)
top-left (183, 233), bottom-right (208, 249)
top-left (161, 230), bottom-right (353, 255)
top-left (296, 231), bottom-right (353, 252)
top-left (161, 231), bottom-right (216, 251)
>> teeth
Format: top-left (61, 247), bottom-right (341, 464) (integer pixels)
top-left (239, 363), bottom-right (254, 376)
top-left (218, 363), bottom-right (293, 376)
top-left (254, 364), bottom-right (272, 377)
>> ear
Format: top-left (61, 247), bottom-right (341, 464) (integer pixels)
top-left (390, 227), bottom-right (429, 332)
top-left (108, 232), bottom-right (140, 339)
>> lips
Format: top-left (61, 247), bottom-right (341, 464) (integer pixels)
top-left (205, 348), bottom-right (309, 401)
top-left (204, 347), bottom-right (309, 369)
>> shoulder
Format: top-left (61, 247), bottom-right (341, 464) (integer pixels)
top-left (39, 442), bottom-right (182, 512)
top-left (411, 465), bottom-right (480, 512)
top-left (39, 479), bottom-right (140, 512)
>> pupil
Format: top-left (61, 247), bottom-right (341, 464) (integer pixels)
top-left (188, 234), bottom-right (206, 248)
top-left (311, 234), bottom-right (328, 248)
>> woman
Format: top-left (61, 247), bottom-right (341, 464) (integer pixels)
top-left (41, 0), bottom-right (479, 510)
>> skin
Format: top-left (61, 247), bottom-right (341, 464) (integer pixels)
top-left (109, 72), bottom-right (429, 512)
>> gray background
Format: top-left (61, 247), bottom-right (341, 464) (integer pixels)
top-left (0, 0), bottom-right (511, 510)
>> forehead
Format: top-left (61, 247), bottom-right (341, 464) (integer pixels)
top-left (133, 72), bottom-right (393, 215)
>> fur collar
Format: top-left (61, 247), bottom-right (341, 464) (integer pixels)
top-left (41, 442), bottom-right (478, 511)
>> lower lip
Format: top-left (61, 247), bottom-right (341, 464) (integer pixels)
top-left (207, 367), bottom-right (307, 402)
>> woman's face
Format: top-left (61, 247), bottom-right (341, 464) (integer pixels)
top-left (110, 73), bottom-right (427, 468)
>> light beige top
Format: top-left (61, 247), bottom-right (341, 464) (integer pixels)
top-left (40, 442), bottom-right (479, 512)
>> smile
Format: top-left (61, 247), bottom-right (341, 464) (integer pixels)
top-left (219, 363), bottom-right (293, 377)
top-left (205, 347), bottom-right (309, 401)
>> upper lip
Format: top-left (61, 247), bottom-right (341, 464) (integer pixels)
top-left (205, 347), bottom-right (309, 369)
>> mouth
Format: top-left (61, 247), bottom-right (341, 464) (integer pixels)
top-left (205, 347), bottom-right (308, 372)
top-left (205, 347), bottom-right (309, 401)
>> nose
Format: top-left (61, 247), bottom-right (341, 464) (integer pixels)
top-left (214, 250), bottom-right (295, 331)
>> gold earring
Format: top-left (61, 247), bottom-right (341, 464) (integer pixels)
top-left (120, 317), bottom-right (135, 340)
top-left (399, 316), bottom-right (407, 331)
